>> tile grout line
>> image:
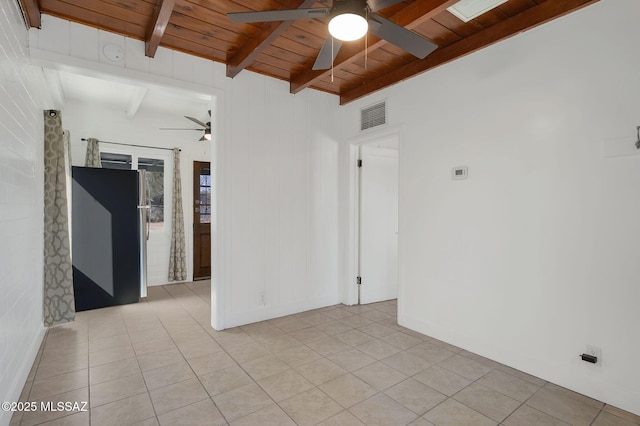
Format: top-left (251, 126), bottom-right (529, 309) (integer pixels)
top-left (121, 295), bottom-right (162, 425)
top-left (21, 325), bottom-right (88, 426)
top-left (151, 283), bottom-right (233, 425)
top-left (204, 294), bottom-right (399, 423)
top-left (17, 285), bottom-right (638, 426)
top-left (263, 301), bottom-right (414, 424)
top-left (589, 404), bottom-right (606, 426)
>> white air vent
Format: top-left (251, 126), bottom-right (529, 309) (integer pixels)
top-left (361, 101), bottom-right (386, 131)
top-left (447, 0), bottom-right (509, 22)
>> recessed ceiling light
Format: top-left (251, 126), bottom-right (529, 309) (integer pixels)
top-left (447, 0), bottom-right (509, 22)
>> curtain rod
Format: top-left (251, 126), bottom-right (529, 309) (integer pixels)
top-left (81, 138), bottom-right (180, 152)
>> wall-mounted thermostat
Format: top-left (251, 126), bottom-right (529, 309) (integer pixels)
top-left (452, 166), bottom-right (468, 180)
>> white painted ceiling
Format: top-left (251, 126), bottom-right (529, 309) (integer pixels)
top-left (53, 70), bottom-right (212, 120)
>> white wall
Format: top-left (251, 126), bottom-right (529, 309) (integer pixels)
top-left (215, 69), bottom-right (341, 327)
top-left (63, 101), bottom-right (211, 285)
top-left (28, 16), bottom-right (342, 330)
top-left (0, 2), bottom-right (48, 426)
top-left (6, 0), bottom-right (639, 418)
top-left (338, 0), bottom-right (640, 415)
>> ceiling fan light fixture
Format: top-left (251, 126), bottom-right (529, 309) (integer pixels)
top-left (328, 13), bottom-right (368, 41)
top-left (204, 128), bottom-right (211, 141)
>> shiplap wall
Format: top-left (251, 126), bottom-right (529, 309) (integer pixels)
top-left (28, 15), bottom-right (342, 329)
top-left (337, 0), bottom-right (640, 415)
top-left (217, 70), bottom-right (340, 326)
top-left (0, 2), bottom-right (47, 426)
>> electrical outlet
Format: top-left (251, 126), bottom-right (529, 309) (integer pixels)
top-left (259, 291), bottom-right (266, 306)
top-left (586, 345), bottom-right (602, 364)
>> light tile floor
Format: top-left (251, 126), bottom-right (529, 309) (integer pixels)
top-left (10, 281), bottom-right (640, 426)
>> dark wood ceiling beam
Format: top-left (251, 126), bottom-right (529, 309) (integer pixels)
top-left (226, 0), bottom-right (317, 78)
top-left (145, 0), bottom-right (176, 58)
top-left (290, 0), bottom-right (459, 94)
top-left (339, 0), bottom-right (600, 104)
top-left (16, 0), bottom-right (41, 28)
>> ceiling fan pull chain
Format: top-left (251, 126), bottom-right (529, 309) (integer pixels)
top-left (331, 36), bottom-right (334, 83)
top-left (365, 31), bottom-right (368, 70)
top-left (365, 6), bottom-right (369, 70)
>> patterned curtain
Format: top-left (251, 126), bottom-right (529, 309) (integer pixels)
top-left (168, 148), bottom-right (187, 281)
top-left (43, 110), bottom-right (75, 327)
top-left (84, 138), bottom-right (101, 167)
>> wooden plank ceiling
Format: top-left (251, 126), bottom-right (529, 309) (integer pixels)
top-left (17, 0), bottom-right (599, 104)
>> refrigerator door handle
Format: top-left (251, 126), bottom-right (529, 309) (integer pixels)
top-left (138, 205), bottom-right (150, 240)
top-left (138, 170), bottom-right (148, 298)
top-left (146, 183), bottom-right (151, 241)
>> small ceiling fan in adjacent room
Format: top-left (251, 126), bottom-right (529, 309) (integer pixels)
top-left (227, 0), bottom-right (438, 70)
top-left (160, 110), bottom-right (211, 141)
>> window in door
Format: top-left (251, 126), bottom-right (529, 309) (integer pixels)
top-left (199, 170), bottom-right (211, 224)
top-left (193, 161), bottom-right (211, 279)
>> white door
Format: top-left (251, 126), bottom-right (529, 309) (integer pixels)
top-left (359, 145), bottom-right (399, 304)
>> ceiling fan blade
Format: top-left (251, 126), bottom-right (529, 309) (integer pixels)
top-left (368, 14), bottom-right (438, 59)
top-left (312, 36), bottom-right (343, 70)
top-left (367, 0), bottom-right (405, 12)
top-left (160, 128), bottom-right (204, 131)
top-left (184, 116), bottom-right (208, 128)
top-left (199, 135), bottom-right (207, 141)
top-left (227, 8), bottom-right (330, 24)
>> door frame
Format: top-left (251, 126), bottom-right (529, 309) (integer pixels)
top-left (346, 124), bottom-right (403, 306)
top-left (209, 95), bottom-right (225, 331)
top-left (31, 50), bottom-right (227, 330)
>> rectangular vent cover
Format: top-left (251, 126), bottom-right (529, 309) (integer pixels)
top-left (361, 101), bottom-right (386, 131)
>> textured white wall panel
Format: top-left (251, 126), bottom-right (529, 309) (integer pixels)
top-left (172, 50), bottom-right (194, 83)
top-left (37, 14), bottom-right (69, 54)
top-left (69, 21), bottom-right (98, 61)
top-left (216, 69), bottom-right (341, 326)
top-left (192, 55), bottom-right (214, 88)
top-left (0, 2), bottom-right (48, 426)
top-left (124, 36), bottom-right (149, 73)
top-left (149, 46), bottom-right (173, 78)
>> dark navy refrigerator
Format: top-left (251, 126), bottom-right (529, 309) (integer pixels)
top-left (71, 166), bottom-right (148, 311)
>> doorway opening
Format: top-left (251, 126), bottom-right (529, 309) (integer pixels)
top-left (350, 133), bottom-right (400, 305)
top-left (193, 161), bottom-right (211, 279)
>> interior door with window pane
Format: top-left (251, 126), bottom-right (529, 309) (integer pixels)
top-left (193, 161), bottom-right (211, 279)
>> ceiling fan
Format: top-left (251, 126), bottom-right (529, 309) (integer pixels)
top-left (160, 111), bottom-right (211, 141)
top-left (227, 0), bottom-right (438, 70)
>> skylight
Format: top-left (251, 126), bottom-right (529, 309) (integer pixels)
top-left (447, 0), bottom-right (510, 22)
